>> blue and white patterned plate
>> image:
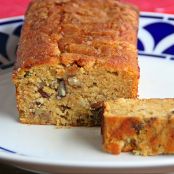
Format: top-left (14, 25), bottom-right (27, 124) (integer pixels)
top-left (0, 13), bottom-right (174, 174)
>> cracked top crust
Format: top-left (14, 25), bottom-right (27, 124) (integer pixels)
top-left (14, 0), bottom-right (139, 73)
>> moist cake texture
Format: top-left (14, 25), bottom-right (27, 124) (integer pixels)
top-left (13, 0), bottom-right (139, 126)
top-left (102, 98), bottom-right (174, 155)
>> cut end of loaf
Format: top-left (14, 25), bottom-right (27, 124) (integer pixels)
top-left (13, 64), bottom-right (138, 126)
top-left (102, 98), bottom-right (174, 156)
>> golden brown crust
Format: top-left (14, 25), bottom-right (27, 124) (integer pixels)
top-left (102, 99), bottom-right (174, 155)
top-left (14, 0), bottom-right (139, 74)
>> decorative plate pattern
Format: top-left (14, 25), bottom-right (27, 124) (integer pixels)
top-left (0, 17), bottom-right (23, 70)
top-left (138, 13), bottom-right (174, 60)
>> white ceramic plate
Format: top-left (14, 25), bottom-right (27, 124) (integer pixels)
top-left (0, 13), bottom-right (174, 174)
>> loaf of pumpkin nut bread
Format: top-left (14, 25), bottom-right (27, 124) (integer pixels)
top-left (12, 0), bottom-right (139, 126)
top-left (102, 98), bottom-right (174, 155)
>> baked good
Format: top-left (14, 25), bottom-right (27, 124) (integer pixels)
top-left (102, 98), bottom-right (174, 156)
top-left (12, 0), bottom-right (139, 126)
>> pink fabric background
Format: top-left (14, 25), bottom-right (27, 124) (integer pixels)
top-left (0, 0), bottom-right (174, 19)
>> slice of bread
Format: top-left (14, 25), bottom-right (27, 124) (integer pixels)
top-left (102, 98), bottom-right (174, 156)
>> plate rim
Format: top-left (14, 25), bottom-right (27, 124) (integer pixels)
top-left (0, 148), bottom-right (174, 169)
